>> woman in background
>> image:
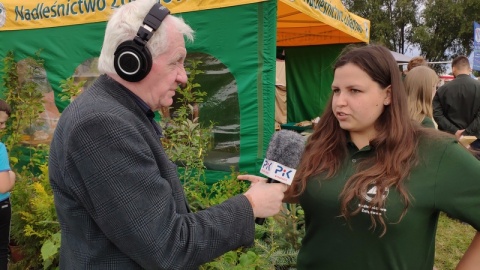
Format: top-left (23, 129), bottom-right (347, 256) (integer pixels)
top-left (283, 44), bottom-right (480, 269)
top-left (404, 66), bottom-right (439, 128)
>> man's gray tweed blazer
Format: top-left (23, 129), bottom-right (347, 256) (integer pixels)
top-left (49, 75), bottom-right (255, 269)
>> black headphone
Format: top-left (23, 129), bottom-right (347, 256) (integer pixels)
top-left (114, 3), bottom-right (170, 82)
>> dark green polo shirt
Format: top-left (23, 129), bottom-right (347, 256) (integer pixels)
top-left (297, 136), bottom-right (480, 270)
top-left (421, 116), bottom-right (435, 129)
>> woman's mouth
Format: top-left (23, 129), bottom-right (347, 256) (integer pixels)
top-left (336, 112), bottom-right (348, 121)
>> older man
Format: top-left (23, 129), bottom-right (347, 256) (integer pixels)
top-left (49, 1), bottom-right (286, 268)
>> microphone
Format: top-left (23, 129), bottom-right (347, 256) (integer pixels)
top-left (255, 129), bottom-right (306, 225)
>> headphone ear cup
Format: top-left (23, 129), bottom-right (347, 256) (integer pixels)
top-left (114, 41), bottom-right (153, 82)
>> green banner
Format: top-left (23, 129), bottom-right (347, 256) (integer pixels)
top-left (0, 0), bottom-right (266, 31)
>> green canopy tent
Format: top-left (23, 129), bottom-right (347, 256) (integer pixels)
top-left (0, 0), bottom-right (369, 182)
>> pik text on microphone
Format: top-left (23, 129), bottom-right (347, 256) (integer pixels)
top-left (260, 158), bottom-right (296, 185)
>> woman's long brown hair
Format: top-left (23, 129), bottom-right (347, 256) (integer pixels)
top-left (285, 45), bottom-right (420, 236)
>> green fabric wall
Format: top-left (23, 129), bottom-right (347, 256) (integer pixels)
top-left (181, 2), bottom-right (276, 178)
top-left (285, 44), bottom-right (346, 123)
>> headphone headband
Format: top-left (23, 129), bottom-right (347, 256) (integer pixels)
top-left (137, 4), bottom-right (170, 43)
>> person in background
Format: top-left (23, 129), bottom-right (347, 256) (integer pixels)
top-left (278, 44), bottom-right (478, 269)
top-left (0, 100), bottom-right (15, 270)
top-left (48, 1), bottom-right (286, 269)
top-left (433, 55), bottom-right (480, 156)
top-left (404, 66), bottom-right (439, 128)
top-left (401, 56), bottom-right (428, 80)
top-left (407, 56), bottom-right (428, 72)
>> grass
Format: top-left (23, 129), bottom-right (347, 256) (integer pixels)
top-left (435, 213), bottom-right (477, 270)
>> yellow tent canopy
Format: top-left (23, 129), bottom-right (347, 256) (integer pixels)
top-left (1, 0), bottom-right (369, 46)
top-left (167, 0), bottom-right (370, 46)
top-left (277, 0), bottom-right (370, 46)
top-left (168, 0), bottom-right (370, 46)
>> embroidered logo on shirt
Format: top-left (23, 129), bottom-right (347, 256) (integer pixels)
top-left (363, 185), bottom-right (389, 202)
top-left (358, 185), bottom-right (389, 216)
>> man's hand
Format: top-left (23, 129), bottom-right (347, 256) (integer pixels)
top-left (455, 129), bottom-right (465, 140)
top-left (238, 174), bottom-right (286, 218)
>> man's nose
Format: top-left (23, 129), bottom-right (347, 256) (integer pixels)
top-left (177, 66), bottom-right (188, 85)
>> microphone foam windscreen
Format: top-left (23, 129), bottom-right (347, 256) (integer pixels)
top-left (265, 129), bottom-right (306, 169)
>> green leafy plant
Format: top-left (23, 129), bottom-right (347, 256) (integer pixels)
top-left (182, 170), bottom-right (276, 270)
top-left (183, 168), bottom-right (249, 212)
top-left (174, 59), bottom-right (207, 120)
top-left (1, 50), bottom-right (45, 158)
top-left (201, 250), bottom-right (272, 270)
top-left (184, 169), bottom-right (303, 269)
top-left (8, 147), bottom-right (59, 270)
top-left (160, 59), bottom-right (213, 183)
top-left (249, 204), bottom-right (304, 269)
top-left (1, 51), bottom-right (60, 269)
top-left (41, 231), bottom-right (61, 270)
top-left (58, 76), bottom-right (85, 102)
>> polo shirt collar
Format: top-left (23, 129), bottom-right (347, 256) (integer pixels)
top-left (346, 135), bottom-right (373, 153)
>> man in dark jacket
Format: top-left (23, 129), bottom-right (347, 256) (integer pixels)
top-left (49, 1), bottom-right (286, 269)
top-left (433, 55), bottom-right (480, 156)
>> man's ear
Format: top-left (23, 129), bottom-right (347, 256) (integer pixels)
top-left (451, 66), bottom-right (457, 77)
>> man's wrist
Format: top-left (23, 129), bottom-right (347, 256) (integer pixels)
top-left (245, 194), bottom-right (255, 208)
top-left (244, 194), bottom-right (256, 217)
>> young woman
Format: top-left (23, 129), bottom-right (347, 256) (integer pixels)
top-left (283, 44), bottom-right (480, 269)
top-left (404, 65), bottom-right (439, 128)
top-left (0, 100), bottom-right (15, 270)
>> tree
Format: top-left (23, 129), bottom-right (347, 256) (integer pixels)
top-left (343, 0), bottom-right (421, 54)
top-left (412, 0), bottom-right (480, 65)
top-left (344, 0), bottom-right (480, 73)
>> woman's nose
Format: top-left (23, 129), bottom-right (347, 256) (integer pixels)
top-left (335, 92), bottom-right (347, 106)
